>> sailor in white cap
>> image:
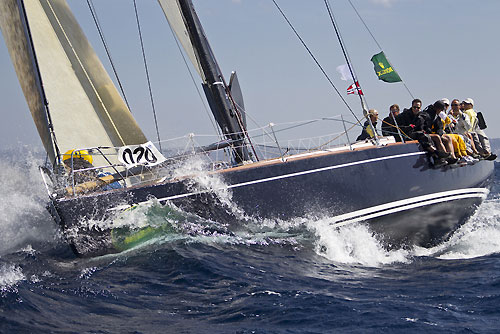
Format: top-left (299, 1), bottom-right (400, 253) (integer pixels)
top-left (462, 98), bottom-right (496, 160)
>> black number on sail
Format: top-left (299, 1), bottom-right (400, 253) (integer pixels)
top-left (121, 146), bottom-right (158, 165)
top-left (144, 148), bottom-right (158, 163)
top-left (121, 148), bottom-right (134, 164)
top-left (133, 147), bottom-right (145, 163)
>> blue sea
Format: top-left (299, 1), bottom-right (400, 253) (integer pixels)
top-left (1, 148), bottom-right (500, 334)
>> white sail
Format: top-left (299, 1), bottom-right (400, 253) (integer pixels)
top-left (0, 0), bottom-right (147, 166)
top-left (0, 0), bottom-right (56, 162)
top-left (157, 0), bottom-right (205, 81)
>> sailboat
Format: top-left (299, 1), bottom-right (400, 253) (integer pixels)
top-left (0, 0), bottom-right (494, 257)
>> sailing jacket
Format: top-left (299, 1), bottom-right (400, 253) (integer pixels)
top-left (449, 112), bottom-right (472, 136)
top-left (416, 104), bottom-right (444, 136)
top-left (463, 108), bottom-right (478, 130)
top-left (356, 121), bottom-right (377, 141)
top-left (381, 115), bottom-right (402, 142)
top-left (395, 108), bottom-right (419, 140)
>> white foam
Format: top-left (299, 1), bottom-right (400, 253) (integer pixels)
top-left (415, 198), bottom-right (500, 259)
top-left (308, 217), bottom-right (411, 266)
top-left (0, 149), bottom-right (59, 255)
top-left (0, 264), bottom-right (25, 290)
top-left (173, 157), bottom-right (248, 219)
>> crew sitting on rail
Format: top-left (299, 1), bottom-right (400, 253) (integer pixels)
top-left (395, 98), bottom-right (422, 141)
top-left (438, 98), bottom-right (478, 164)
top-left (381, 104), bottom-right (402, 142)
top-left (356, 109), bottom-right (379, 141)
top-left (462, 98), bottom-right (497, 161)
top-left (413, 100), bottom-right (458, 166)
top-left (448, 99), bottom-right (478, 154)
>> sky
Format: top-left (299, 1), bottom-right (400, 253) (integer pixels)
top-left (1, 0), bottom-right (499, 151)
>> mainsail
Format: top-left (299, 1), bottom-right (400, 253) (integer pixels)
top-left (0, 0), bottom-right (147, 166)
top-left (157, 0), bottom-right (250, 163)
top-left (157, 0), bottom-right (204, 81)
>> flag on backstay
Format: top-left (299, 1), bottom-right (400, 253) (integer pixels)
top-left (337, 64), bottom-right (363, 95)
top-left (370, 51), bottom-right (402, 83)
top-left (336, 64), bottom-right (355, 82)
top-left (347, 81), bottom-right (363, 95)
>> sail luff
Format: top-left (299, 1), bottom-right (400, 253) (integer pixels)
top-left (0, 0), bottom-right (59, 164)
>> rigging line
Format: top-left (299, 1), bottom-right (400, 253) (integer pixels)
top-left (165, 22), bottom-right (222, 140)
top-left (132, 0), bottom-right (162, 152)
top-left (347, 0), bottom-right (381, 50)
top-left (311, 120), bottom-right (360, 151)
top-left (44, 0), bottom-right (126, 146)
top-left (160, 6), bottom-right (215, 138)
top-left (324, 0), bottom-right (366, 110)
top-left (86, 0), bottom-right (131, 111)
top-left (205, 43), bottom-right (259, 160)
top-left (324, 0), bottom-right (379, 144)
top-left (379, 118), bottom-right (411, 140)
top-left (218, 74), bottom-right (260, 161)
top-left (270, 0), bottom-right (361, 124)
top-left (347, 0), bottom-right (414, 99)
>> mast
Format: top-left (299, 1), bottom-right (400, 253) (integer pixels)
top-left (173, 0), bottom-right (250, 164)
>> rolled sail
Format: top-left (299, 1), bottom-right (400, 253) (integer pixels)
top-left (0, 0), bottom-right (147, 166)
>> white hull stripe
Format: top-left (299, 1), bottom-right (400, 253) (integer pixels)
top-left (107, 152), bottom-right (486, 219)
top-left (329, 188), bottom-right (489, 228)
top-left (153, 151), bottom-right (425, 202)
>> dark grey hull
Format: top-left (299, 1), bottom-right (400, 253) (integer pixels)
top-left (51, 142), bottom-right (495, 256)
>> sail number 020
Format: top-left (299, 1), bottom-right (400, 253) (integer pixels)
top-left (120, 146), bottom-right (158, 165)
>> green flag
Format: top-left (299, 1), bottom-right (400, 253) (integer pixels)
top-left (370, 51), bottom-right (402, 83)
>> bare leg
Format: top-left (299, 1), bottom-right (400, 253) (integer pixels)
top-left (466, 133), bottom-right (479, 154)
top-left (429, 134), bottom-right (446, 152)
top-left (441, 134), bottom-right (457, 159)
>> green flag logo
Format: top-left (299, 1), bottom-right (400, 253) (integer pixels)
top-left (371, 51), bottom-right (402, 83)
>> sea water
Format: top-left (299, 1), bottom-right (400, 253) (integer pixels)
top-left (1, 148), bottom-right (500, 333)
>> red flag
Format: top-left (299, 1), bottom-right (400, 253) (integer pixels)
top-left (347, 81), bottom-right (363, 95)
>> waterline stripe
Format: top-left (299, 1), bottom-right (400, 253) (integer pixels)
top-left (331, 188), bottom-right (488, 222)
top-left (329, 189), bottom-right (489, 228)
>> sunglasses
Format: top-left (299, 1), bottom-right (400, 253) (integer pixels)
top-left (451, 104), bottom-right (459, 106)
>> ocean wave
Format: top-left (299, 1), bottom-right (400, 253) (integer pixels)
top-left (307, 217), bottom-right (411, 266)
top-left (414, 197), bottom-right (500, 259)
top-left (0, 263), bottom-right (25, 292)
top-left (0, 150), bottom-right (59, 256)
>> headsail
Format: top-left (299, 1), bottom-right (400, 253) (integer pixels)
top-left (0, 0), bottom-right (147, 166)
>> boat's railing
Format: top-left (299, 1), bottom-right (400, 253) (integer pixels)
top-left (241, 114), bottom-right (367, 160)
top-left (53, 114), bottom-right (381, 197)
top-left (54, 140), bottom-right (236, 197)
